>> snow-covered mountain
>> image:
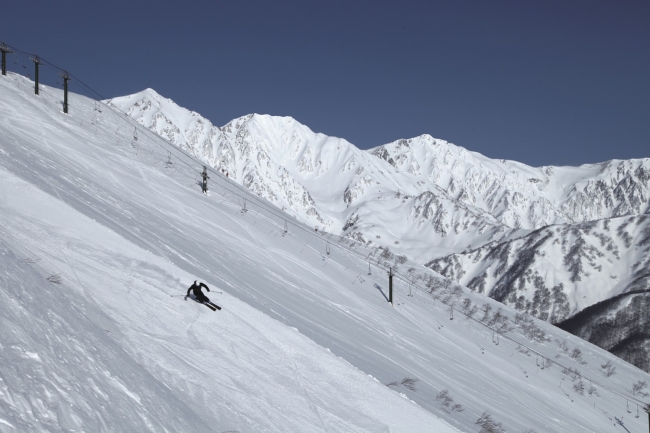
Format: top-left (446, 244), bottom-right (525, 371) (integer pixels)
top-left (428, 215), bottom-right (650, 370)
top-left (107, 89), bottom-right (516, 262)
top-left (108, 88), bottom-right (650, 373)
top-left (373, 136), bottom-right (650, 229)
top-left (3, 73), bottom-right (650, 432)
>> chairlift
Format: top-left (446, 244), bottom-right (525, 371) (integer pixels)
top-left (635, 404), bottom-right (639, 418)
top-left (449, 306), bottom-right (454, 320)
top-left (627, 400), bottom-right (631, 414)
top-left (241, 199), bottom-right (248, 214)
top-left (326, 243), bottom-right (331, 256)
top-left (282, 220), bottom-right (288, 237)
top-left (492, 329), bottom-right (499, 345)
top-left (368, 262), bottom-right (372, 276)
top-left (133, 127), bottom-right (138, 141)
top-left (165, 152), bottom-right (174, 168)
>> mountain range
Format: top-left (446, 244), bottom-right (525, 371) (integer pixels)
top-left (108, 88), bottom-right (650, 372)
top-left (2, 71), bottom-right (650, 432)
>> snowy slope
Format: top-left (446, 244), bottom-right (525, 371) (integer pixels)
top-left (427, 216), bottom-right (650, 371)
top-left (108, 88), bottom-right (650, 257)
top-left (428, 216), bottom-right (650, 316)
top-left (1, 73), bottom-right (650, 433)
top-left (0, 238), bottom-right (213, 433)
top-left (107, 89), bottom-right (514, 262)
top-left (0, 74), bottom-right (455, 433)
top-left (108, 88), bottom-right (650, 374)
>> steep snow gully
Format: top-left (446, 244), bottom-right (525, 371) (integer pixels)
top-left (1, 72), bottom-right (649, 432)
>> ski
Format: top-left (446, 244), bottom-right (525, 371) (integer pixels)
top-left (207, 302), bottom-right (221, 310)
top-left (203, 302), bottom-right (217, 311)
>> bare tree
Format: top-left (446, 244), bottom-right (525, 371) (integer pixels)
top-left (435, 389), bottom-right (464, 413)
top-left (631, 380), bottom-right (649, 398)
top-left (573, 379), bottom-right (585, 395)
top-left (476, 412), bottom-right (505, 433)
top-left (600, 360), bottom-right (616, 378)
top-left (386, 377), bottom-right (419, 392)
top-left (442, 286), bottom-right (463, 304)
top-left (488, 309), bottom-right (513, 334)
top-left (587, 382), bottom-right (599, 396)
top-left (555, 339), bottom-right (570, 354)
top-left (400, 377), bottom-right (418, 391)
top-left (540, 357), bottom-right (553, 370)
top-left (481, 304), bottom-right (493, 323)
top-left (461, 298), bottom-right (478, 318)
top-left (570, 348), bottom-right (587, 365)
top-left (47, 274), bottom-right (62, 284)
top-left (426, 278), bottom-right (438, 295)
top-left (518, 314), bottom-right (548, 342)
top-left (561, 367), bottom-right (581, 381)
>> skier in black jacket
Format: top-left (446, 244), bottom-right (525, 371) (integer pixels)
top-left (187, 280), bottom-right (211, 303)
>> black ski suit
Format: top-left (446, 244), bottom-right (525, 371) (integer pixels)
top-left (187, 282), bottom-right (211, 303)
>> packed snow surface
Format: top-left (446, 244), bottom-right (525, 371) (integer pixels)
top-left (1, 73), bottom-right (649, 432)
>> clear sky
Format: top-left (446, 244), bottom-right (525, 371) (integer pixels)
top-left (2, 0), bottom-right (648, 167)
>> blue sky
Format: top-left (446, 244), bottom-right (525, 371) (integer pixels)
top-left (2, 0), bottom-right (648, 166)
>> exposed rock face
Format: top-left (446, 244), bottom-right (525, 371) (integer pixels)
top-left (108, 89), bottom-right (650, 371)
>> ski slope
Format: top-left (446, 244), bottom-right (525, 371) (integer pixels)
top-left (108, 90), bottom-right (650, 375)
top-left (1, 72), bottom-right (649, 432)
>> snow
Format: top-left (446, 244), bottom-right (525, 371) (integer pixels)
top-left (108, 88), bottom-right (650, 261)
top-left (1, 72), bottom-right (649, 432)
top-left (108, 87), bottom-right (650, 374)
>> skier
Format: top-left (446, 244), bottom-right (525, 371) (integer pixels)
top-left (185, 281), bottom-right (221, 311)
top-left (187, 280), bottom-right (211, 301)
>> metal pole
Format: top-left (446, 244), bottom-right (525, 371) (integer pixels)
top-left (202, 166), bottom-right (209, 193)
top-left (63, 78), bottom-right (68, 113)
top-left (60, 71), bottom-right (70, 114)
top-left (0, 43), bottom-right (13, 76)
top-left (32, 56), bottom-right (39, 95)
top-left (389, 267), bottom-right (393, 305)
